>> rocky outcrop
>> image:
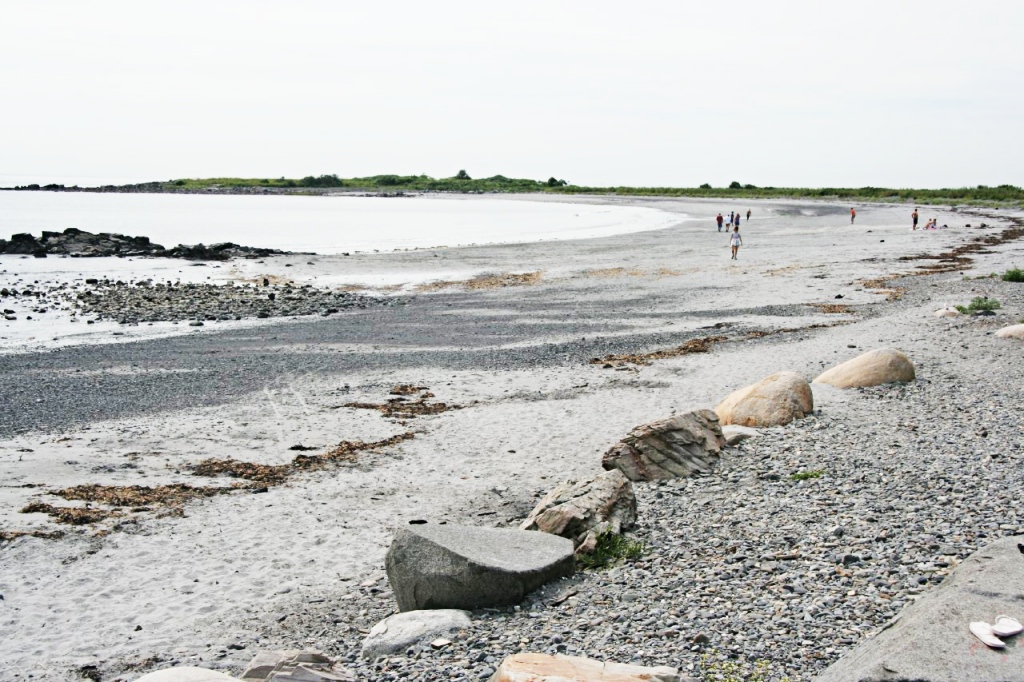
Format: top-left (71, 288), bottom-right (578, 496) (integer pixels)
top-left (520, 470), bottom-right (636, 553)
top-left (995, 323), bottom-right (1024, 339)
top-left (361, 610), bottom-right (472, 659)
top-left (385, 523), bottom-right (574, 612)
top-left (0, 228), bottom-right (299, 260)
top-left (715, 371), bottom-right (813, 427)
top-left (814, 536), bottom-right (1024, 682)
top-left (488, 653), bottom-right (683, 682)
top-left (813, 348), bottom-right (916, 388)
top-left (601, 410), bottom-right (725, 481)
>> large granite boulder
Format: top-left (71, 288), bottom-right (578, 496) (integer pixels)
top-left (995, 323), bottom-right (1024, 339)
top-left (361, 609), bottom-right (472, 659)
top-left (814, 536), bottom-right (1024, 682)
top-left (934, 306), bottom-right (960, 318)
top-left (385, 523), bottom-right (574, 612)
top-left (714, 371), bottom-right (813, 427)
top-left (813, 348), bottom-right (915, 388)
top-left (489, 653), bottom-right (683, 681)
top-left (134, 668), bottom-right (235, 681)
top-left (2, 233), bottom-right (45, 256)
top-left (520, 470), bottom-right (636, 553)
top-left (601, 410), bottom-right (725, 481)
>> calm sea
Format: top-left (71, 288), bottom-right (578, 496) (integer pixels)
top-left (0, 191), bottom-right (680, 254)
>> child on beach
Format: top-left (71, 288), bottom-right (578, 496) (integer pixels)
top-left (850, 208), bottom-right (856, 224)
top-left (729, 226), bottom-right (742, 259)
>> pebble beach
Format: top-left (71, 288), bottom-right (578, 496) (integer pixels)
top-left (1, 195), bottom-right (1022, 681)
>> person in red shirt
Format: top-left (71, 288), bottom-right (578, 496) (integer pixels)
top-left (716, 213), bottom-right (724, 231)
top-left (850, 207), bottom-right (856, 224)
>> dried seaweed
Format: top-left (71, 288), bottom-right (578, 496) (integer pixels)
top-left (590, 335), bottom-right (729, 367)
top-left (0, 528), bottom-right (65, 543)
top-left (809, 303), bottom-right (852, 314)
top-left (19, 502), bottom-right (119, 525)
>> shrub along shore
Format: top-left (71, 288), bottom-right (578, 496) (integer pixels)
top-left (4, 173), bottom-right (1024, 207)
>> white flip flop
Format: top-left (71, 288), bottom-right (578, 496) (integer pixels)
top-left (970, 621), bottom-right (1005, 648)
top-left (992, 615), bottom-right (1024, 638)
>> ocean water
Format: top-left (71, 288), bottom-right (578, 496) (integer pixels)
top-left (0, 191), bottom-right (681, 254)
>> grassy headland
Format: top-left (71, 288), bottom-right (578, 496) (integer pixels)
top-left (7, 172), bottom-right (1024, 207)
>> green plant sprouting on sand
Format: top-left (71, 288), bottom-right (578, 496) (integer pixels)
top-left (577, 532), bottom-right (646, 570)
top-left (790, 470), bottom-right (825, 481)
top-left (1002, 268), bottom-right (1024, 282)
top-left (955, 297), bottom-right (1001, 314)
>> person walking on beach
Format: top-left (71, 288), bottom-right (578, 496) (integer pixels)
top-left (729, 211), bottom-right (734, 227)
top-left (912, 208), bottom-right (919, 230)
top-left (746, 209), bottom-right (751, 222)
top-left (850, 207), bottom-right (856, 224)
top-left (716, 213), bottom-right (724, 231)
top-left (729, 225), bottom-right (743, 259)
top-left (734, 212), bottom-right (740, 228)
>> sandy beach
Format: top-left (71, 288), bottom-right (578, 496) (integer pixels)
top-left (1, 195), bottom-right (1023, 681)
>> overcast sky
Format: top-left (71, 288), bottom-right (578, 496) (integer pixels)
top-left (2, 0), bottom-right (1021, 188)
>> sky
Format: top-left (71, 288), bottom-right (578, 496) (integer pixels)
top-left (1, 0), bottom-right (1021, 188)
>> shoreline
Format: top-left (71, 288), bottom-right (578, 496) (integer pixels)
top-left (0, 197), bottom-right (1023, 680)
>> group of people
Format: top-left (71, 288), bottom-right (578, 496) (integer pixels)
top-left (715, 210), bottom-right (750, 259)
top-left (911, 208), bottom-right (942, 230)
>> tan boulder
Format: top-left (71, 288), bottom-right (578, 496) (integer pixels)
top-left (134, 668), bottom-right (235, 682)
top-left (813, 347), bottom-right (916, 388)
top-left (995, 323), bottom-right (1024, 339)
top-left (714, 371), bottom-right (813, 427)
top-left (520, 470), bottom-right (636, 553)
top-left (489, 653), bottom-right (681, 682)
top-left (934, 307), bottom-right (960, 318)
top-left (601, 409), bottom-right (725, 481)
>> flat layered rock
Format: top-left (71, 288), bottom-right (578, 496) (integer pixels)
top-left (715, 371), bottom-right (813, 427)
top-left (722, 424), bottom-right (759, 445)
top-left (489, 653), bottom-right (684, 681)
top-left (601, 410), bottom-right (725, 481)
top-left (386, 523), bottom-right (574, 612)
top-left (814, 536), bottom-right (1024, 682)
top-left (813, 348), bottom-right (916, 388)
top-left (135, 668), bottom-right (236, 682)
top-left (520, 469), bottom-right (636, 552)
top-left (361, 609), bottom-right (472, 659)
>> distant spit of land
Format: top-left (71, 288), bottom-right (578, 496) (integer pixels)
top-left (3, 172), bottom-right (1023, 207)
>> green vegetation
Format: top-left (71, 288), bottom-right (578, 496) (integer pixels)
top-left (1002, 268), bottom-right (1024, 283)
top-left (790, 470), bottom-right (825, 481)
top-left (577, 531), bottom-right (646, 570)
top-left (700, 652), bottom-right (789, 682)
top-left (956, 297), bottom-right (1001, 314)
top-left (57, 172), bottom-right (1024, 207)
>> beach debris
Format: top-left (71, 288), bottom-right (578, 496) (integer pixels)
top-left (416, 271), bottom-right (542, 291)
top-left (20, 502), bottom-right (121, 525)
top-left (360, 609), bottom-right (472, 659)
top-left (721, 424), bottom-right (759, 445)
top-left (240, 650), bottom-right (353, 681)
top-left (715, 371), bottom-right (814, 428)
top-left (520, 470), bottom-right (636, 553)
top-left (809, 302), bottom-right (852, 314)
top-left (590, 335), bottom-right (727, 368)
top-left (385, 523), bottom-right (574, 612)
top-left (192, 433), bottom-right (415, 485)
top-left (813, 348), bottom-right (916, 389)
top-left (488, 652), bottom-right (680, 682)
top-left (995, 323), bottom-right (1024, 340)
top-left (0, 528), bottom-right (65, 543)
top-left (344, 387), bottom-right (455, 418)
top-left (601, 410), bottom-right (725, 481)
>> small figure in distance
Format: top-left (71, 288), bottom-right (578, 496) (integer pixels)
top-left (912, 208), bottom-right (919, 231)
top-left (735, 213), bottom-right (740, 228)
top-left (746, 209), bottom-right (752, 222)
top-left (716, 213), bottom-right (724, 231)
top-left (729, 225), bottom-right (743, 260)
top-left (729, 211), bottom-right (734, 226)
top-left (850, 207), bottom-right (856, 224)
